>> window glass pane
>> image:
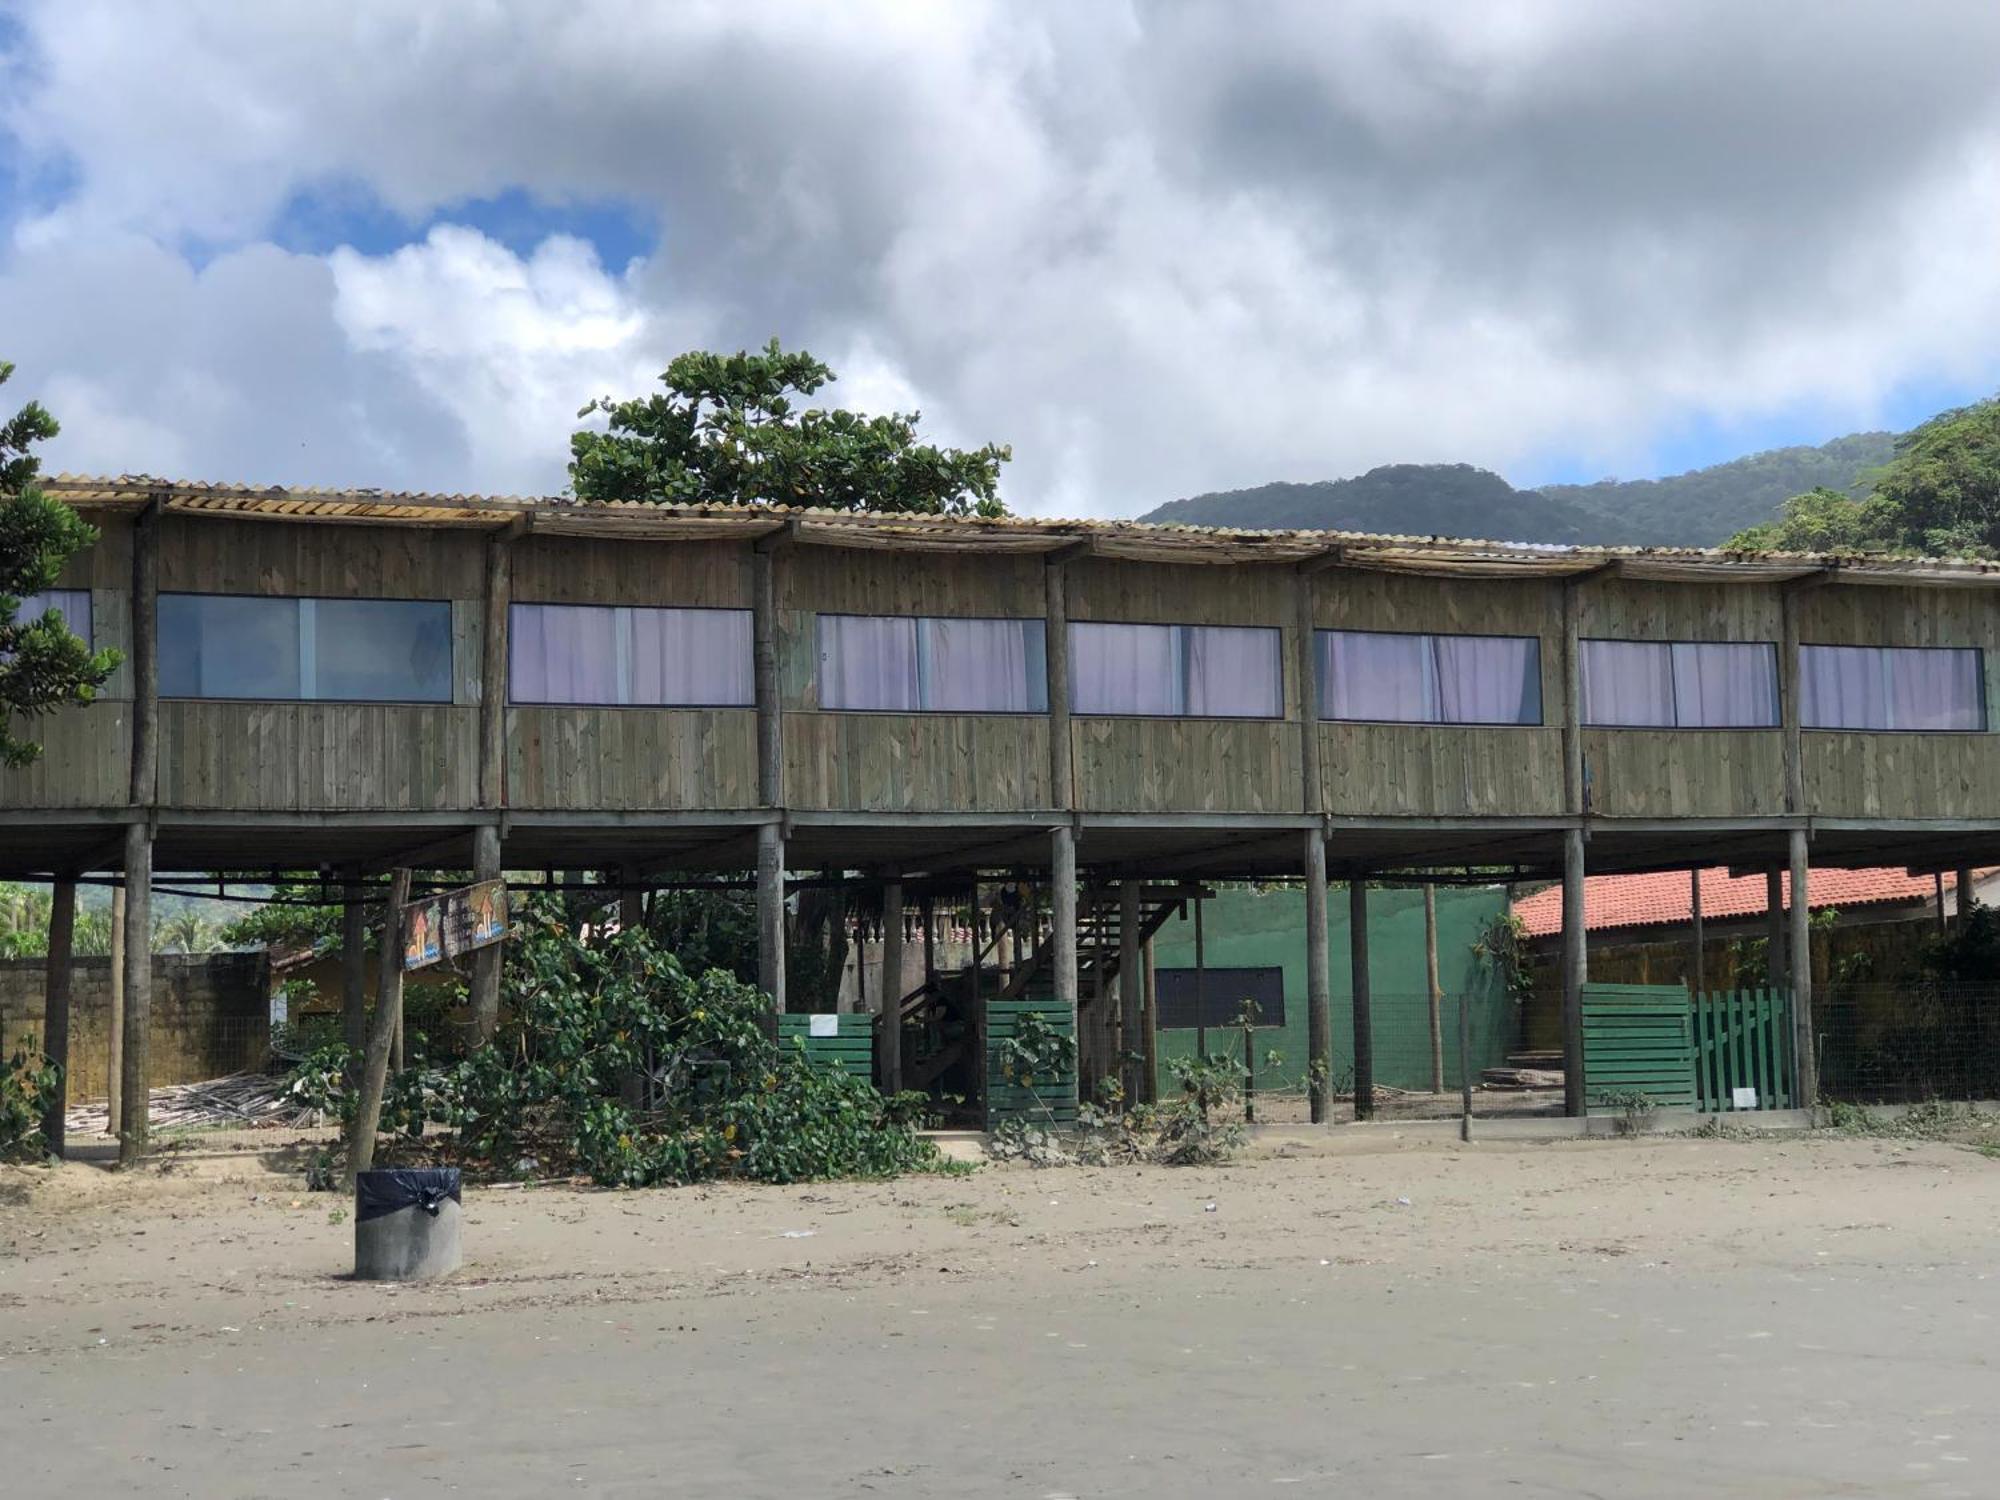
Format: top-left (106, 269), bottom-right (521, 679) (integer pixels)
top-left (819, 615), bottom-right (920, 711)
top-left (17, 589), bottom-right (91, 648)
top-left (631, 607), bottom-right (753, 706)
top-left (920, 617), bottom-right (1046, 712)
top-left (160, 595), bottom-right (302, 699)
top-left (1070, 622), bottom-right (1182, 715)
top-left (1581, 640), bottom-right (1674, 726)
top-left (510, 603), bottom-right (619, 704)
top-left (1185, 626), bottom-right (1281, 718)
top-left (1435, 635), bottom-right (1541, 724)
top-left (1320, 631), bottom-right (1437, 722)
top-left (1670, 642), bottom-right (1778, 728)
top-left (312, 598), bottom-right (452, 702)
top-left (1886, 646), bottom-right (1983, 730)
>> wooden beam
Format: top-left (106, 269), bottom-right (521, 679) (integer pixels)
top-left (880, 880), bottom-right (904, 1093)
top-left (1560, 827), bottom-right (1586, 1117)
top-left (756, 823), bottom-right (786, 1014)
top-left (1304, 831), bottom-right (1331, 1124)
top-left (1790, 828), bottom-right (1817, 1105)
top-left (41, 878), bottom-right (75, 1158)
top-left (1349, 877), bottom-right (1374, 1120)
top-left (1295, 568), bottom-right (1322, 815)
top-left (469, 824), bottom-right (502, 1041)
top-left (348, 866), bottom-right (411, 1183)
top-left (1296, 546), bottom-right (1346, 576)
top-left (1051, 825), bottom-right (1078, 1046)
top-left (118, 822), bottom-right (151, 1166)
top-left (1045, 558), bottom-right (1073, 809)
top-left (106, 883), bottom-right (125, 1142)
top-left (1119, 878), bottom-right (1142, 1105)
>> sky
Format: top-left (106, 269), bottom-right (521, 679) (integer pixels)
top-left (2, 2), bottom-right (1999, 518)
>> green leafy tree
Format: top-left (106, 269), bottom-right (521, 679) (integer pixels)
top-left (571, 338), bottom-right (1009, 515)
top-left (0, 361), bottom-right (120, 764)
top-left (1726, 486), bottom-right (1899, 554)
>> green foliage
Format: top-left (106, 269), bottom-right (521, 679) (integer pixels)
top-left (355, 903), bottom-right (943, 1187)
top-left (0, 1033), bottom-right (60, 1161)
top-left (1471, 911), bottom-right (1534, 1008)
top-left (0, 361), bottom-right (120, 766)
top-left (1926, 902), bottom-right (2000, 983)
top-left (572, 338), bottom-right (1010, 515)
top-left (285, 1042), bottom-right (359, 1124)
top-left (1155, 1052), bottom-right (1247, 1164)
top-left (1591, 1086), bottom-right (1657, 1136)
top-left (218, 879), bottom-right (347, 952)
top-left (1726, 486), bottom-right (1899, 553)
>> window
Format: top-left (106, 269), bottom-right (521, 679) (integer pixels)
top-left (509, 603), bottom-right (752, 706)
top-left (817, 614), bottom-right (1048, 712)
top-left (1316, 629), bottom-right (1541, 725)
top-left (1069, 623), bottom-right (1281, 718)
top-left (1153, 966), bottom-right (1286, 1030)
top-left (1581, 640), bottom-right (1779, 728)
top-left (15, 589), bottom-right (91, 647)
top-left (1802, 644), bottom-right (1985, 731)
top-left (161, 594), bottom-right (452, 702)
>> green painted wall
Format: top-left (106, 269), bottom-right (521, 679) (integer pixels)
top-left (1150, 883), bottom-right (1515, 1096)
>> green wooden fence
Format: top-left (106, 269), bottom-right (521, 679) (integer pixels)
top-left (1582, 984), bottom-right (1697, 1110)
top-left (985, 997), bottom-right (1078, 1128)
top-left (1692, 988), bottom-right (1794, 1111)
top-left (1583, 983), bottom-right (1797, 1113)
top-left (777, 1013), bottom-right (875, 1082)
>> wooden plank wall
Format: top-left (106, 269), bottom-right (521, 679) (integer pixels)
top-left (156, 703), bottom-right (478, 810)
top-left (784, 713), bottom-right (1048, 812)
top-left (1798, 585), bottom-right (2000, 819)
top-left (509, 707), bottom-right (757, 810)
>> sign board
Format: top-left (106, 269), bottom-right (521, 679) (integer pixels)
top-left (403, 879), bottom-right (510, 970)
top-left (1732, 1085), bottom-right (1759, 1111)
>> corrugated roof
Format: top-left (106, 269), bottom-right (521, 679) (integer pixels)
top-left (39, 473), bottom-right (2000, 585)
top-left (1513, 866), bottom-right (1976, 939)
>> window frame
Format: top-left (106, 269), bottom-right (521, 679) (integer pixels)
top-left (813, 612), bottom-right (1050, 716)
top-left (1066, 619), bottom-right (1285, 721)
top-left (159, 591), bottom-right (455, 705)
top-left (1799, 641), bottom-right (1989, 735)
top-left (507, 601), bottom-right (755, 709)
top-left (1579, 636), bottom-right (1782, 730)
top-left (1314, 626), bottom-right (1545, 728)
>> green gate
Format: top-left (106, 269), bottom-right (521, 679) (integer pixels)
top-left (985, 997), bottom-right (1078, 1128)
top-left (1692, 988), bottom-right (1795, 1111)
top-left (777, 1013), bottom-right (876, 1082)
top-left (1583, 984), bottom-right (1697, 1110)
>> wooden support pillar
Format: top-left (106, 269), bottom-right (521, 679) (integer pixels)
top-left (118, 822), bottom-right (152, 1166)
top-left (1689, 868), bottom-right (1706, 998)
top-left (1142, 936), bottom-right (1160, 1105)
top-left (1791, 829), bottom-right (1817, 1105)
top-left (1349, 876), bottom-right (1374, 1121)
top-left (880, 880), bottom-right (904, 1093)
top-left (1193, 891), bottom-right (1207, 1059)
top-left (1956, 866), bottom-right (1976, 928)
top-left (1423, 882), bottom-right (1444, 1094)
top-left (41, 878), bottom-right (75, 1157)
top-left (1936, 871), bottom-right (1949, 936)
top-left (1560, 828), bottom-right (1586, 1118)
top-left (1051, 825), bottom-right (1078, 1046)
top-left (342, 876), bottom-right (368, 1059)
top-left (1766, 868), bottom-right (1788, 991)
top-left (757, 823), bottom-right (786, 1013)
top-left (1304, 832), bottom-right (1332, 1124)
top-left (106, 883), bottom-right (125, 1140)
top-left (469, 823), bottom-right (502, 1041)
top-left (1295, 567), bottom-right (1323, 814)
top-left (348, 867), bottom-right (411, 1182)
top-left (1119, 879), bottom-right (1142, 1105)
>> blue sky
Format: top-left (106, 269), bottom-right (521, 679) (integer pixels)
top-left (2, 3), bottom-right (1998, 516)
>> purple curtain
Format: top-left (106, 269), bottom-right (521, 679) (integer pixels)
top-left (510, 604), bottom-right (618, 704)
top-left (1581, 639), bottom-right (1675, 726)
top-left (1071, 622), bottom-right (1181, 715)
top-left (1320, 630), bottom-right (1436, 721)
top-left (819, 615), bottom-right (920, 711)
top-left (1887, 646), bottom-right (1984, 730)
top-left (1434, 635), bottom-right (1541, 724)
top-left (630, 607), bottom-right (753, 706)
top-left (1186, 626), bottom-right (1281, 717)
top-left (18, 589), bottom-right (91, 647)
top-left (921, 617), bottom-right (1042, 712)
top-left (1671, 642), bottom-right (1778, 727)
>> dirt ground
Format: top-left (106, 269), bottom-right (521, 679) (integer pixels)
top-left (5, 1128), bottom-right (2000, 1498)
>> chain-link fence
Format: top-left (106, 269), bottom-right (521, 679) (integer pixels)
top-left (1815, 983), bottom-right (2000, 1104)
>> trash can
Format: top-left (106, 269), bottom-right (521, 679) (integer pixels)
top-left (354, 1167), bottom-right (463, 1281)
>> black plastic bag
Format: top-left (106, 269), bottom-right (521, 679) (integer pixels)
top-left (355, 1167), bottom-right (462, 1223)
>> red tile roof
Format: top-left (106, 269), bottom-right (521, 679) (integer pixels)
top-left (1513, 866), bottom-right (1969, 939)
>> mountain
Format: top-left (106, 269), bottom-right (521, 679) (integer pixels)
top-left (1138, 431), bottom-right (1898, 548)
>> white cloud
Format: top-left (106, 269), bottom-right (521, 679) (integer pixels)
top-left (2, 0), bottom-right (1999, 515)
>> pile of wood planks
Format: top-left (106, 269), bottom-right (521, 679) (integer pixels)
top-left (64, 1072), bottom-right (314, 1136)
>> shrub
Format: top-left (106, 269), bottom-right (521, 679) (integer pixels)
top-left (0, 1033), bottom-right (60, 1162)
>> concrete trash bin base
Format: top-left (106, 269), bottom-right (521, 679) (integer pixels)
top-left (354, 1167), bottom-right (463, 1280)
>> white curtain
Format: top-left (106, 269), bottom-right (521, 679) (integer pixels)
top-left (630, 607), bottom-right (753, 706)
top-left (818, 614), bottom-right (920, 711)
top-left (1321, 630), bottom-right (1436, 721)
top-left (1071, 622), bottom-right (1181, 714)
top-left (1435, 635), bottom-right (1541, 724)
top-left (1581, 639), bottom-right (1674, 726)
top-left (1186, 626), bottom-right (1281, 717)
top-left (921, 617), bottom-right (1043, 712)
top-left (1671, 642), bottom-right (1778, 727)
top-left (1887, 646), bottom-right (1984, 730)
top-left (17, 589), bottom-right (91, 647)
top-left (509, 603), bottom-right (619, 704)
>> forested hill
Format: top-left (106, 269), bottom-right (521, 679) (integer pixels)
top-left (1138, 431), bottom-right (1897, 548)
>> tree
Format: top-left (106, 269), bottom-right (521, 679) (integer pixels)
top-left (570, 338), bottom-right (1010, 514)
top-left (0, 361), bottom-right (119, 765)
top-left (1725, 486), bottom-right (1898, 554)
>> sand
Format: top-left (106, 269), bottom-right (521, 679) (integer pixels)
top-left (4, 1129), bottom-right (1998, 1497)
